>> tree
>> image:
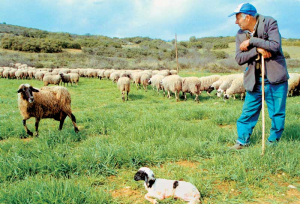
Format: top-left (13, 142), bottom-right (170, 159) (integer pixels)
top-left (189, 36), bottom-right (197, 42)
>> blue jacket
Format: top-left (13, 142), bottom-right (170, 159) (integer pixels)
top-left (235, 14), bottom-right (289, 91)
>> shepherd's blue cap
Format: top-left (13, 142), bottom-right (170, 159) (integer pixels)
top-left (228, 3), bottom-right (257, 17)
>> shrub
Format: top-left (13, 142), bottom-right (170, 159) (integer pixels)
top-left (212, 51), bottom-right (229, 59)
top-left (283, 51), bottom-right (291, 59)
top-left (213, 42), bottom-right (229, 49)
top-left (35, 63), bottom-right (44, 68)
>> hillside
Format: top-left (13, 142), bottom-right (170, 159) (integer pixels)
top-left (0, 23), bottom-right (299, 72)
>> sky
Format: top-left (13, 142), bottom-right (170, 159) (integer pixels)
top-left (0, 0), bottom-right (299, 41)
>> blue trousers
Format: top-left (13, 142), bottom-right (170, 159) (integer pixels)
top-left (237, 78), bottom-right (288, 145)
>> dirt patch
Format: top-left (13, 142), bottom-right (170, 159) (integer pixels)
top-left (175, 160), bottom-right (200, 169)
top-left (63, 49), bottom-right (82, 54)
top-left (22, 138), bottom-right (33, 142)
top-left (111, 185), bottom-right (145, 204)
top-left (219, 124), bottom-right (235, 129)
top-left (286, 188), bottom-right (300, 200)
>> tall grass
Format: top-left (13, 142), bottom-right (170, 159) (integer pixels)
top-left (0, 75), bottom-right (300, 203)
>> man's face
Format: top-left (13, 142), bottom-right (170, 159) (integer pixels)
top-left (235, 13), bottom-right (249, 30)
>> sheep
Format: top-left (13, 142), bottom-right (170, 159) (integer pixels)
top-left (182, 77), bottom-right (201, 102)
top-left (43, 75), bottom-right (62, 86)
top-left (17, 84), bottom-right (79, 136)
top-left (141, 73), bottom-right (151, 92)
top-left (158, 70), bottom-right (170, 77)
top-left (15, 70), bottom-right (24, 79)
top-left (148, 74), bottom-right (165, 93)
top-left (9, 69), bottom-right (17, 79)
top-left (208, 75), bottom-right (231, 94)
top-left (97, 69), bottom-right (106, 80)
top-left (117, 77), bottom-right (130, 102)
top-left (70, 69), bottom-right (79, 74)
top-left (134, 167), bottom-right (201, 204)
top-left (86, 69), bottom-right (98, 78)
top-left (59, 73), bottom-right (71, 86)
top-left (199, 75), bottom-right (221, 95)
top-left (170, 70), bottom-right (178, 75)
top-left (35, 71), bottom-right (48, 81)
top-left (132, 72), bottom-right (143, 89)
top-left (103, 70), bottom-right (114, 79)
top-left (287, 73), bottom-right (300, 97)
top-left (160, 75), bottom-right (182, 102)
top-left (3, 69), bottom-right (10, 79)
top-left (217, 74), bottom-right (242, 98)
top-left (110, 71), bottom-right (120, 83)
top-left (224, 75), bottom-right (245, 100)
top-left (69, 73), bottom-right (80, 85)
top-left (0, 68), bottom-right (3, 78)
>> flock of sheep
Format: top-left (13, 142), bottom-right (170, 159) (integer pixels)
top-left (1, 63), bottom-right (300, 103)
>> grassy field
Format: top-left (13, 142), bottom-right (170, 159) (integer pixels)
top-left (0, 74), bottom-right (300, 203)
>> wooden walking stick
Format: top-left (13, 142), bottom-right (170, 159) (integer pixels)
top-left (261, 56), bottom-right (265, 156)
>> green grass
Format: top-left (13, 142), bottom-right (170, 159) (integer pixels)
top-left (0, 75), bottom-right (300, 203)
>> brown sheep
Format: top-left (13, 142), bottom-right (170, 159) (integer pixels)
top-left (17, 84), bottom-right (79, 136)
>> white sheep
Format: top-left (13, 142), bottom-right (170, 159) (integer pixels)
top-left (209, 75), bottom-right (231, 94)
top-left (69, 73), bottom-right (80, 85)
top-left (148, 74), bottom-right (165, 93)
top-left (43, 75), bottom-right (62, 86)
top-left (224, 75), bottom-right (245, 100)
top-left (117, 77), bottom-right (130, 102)
top-left (134, 167), bottom-right (201, 204)
top-left (132, 72), bottom-right (143, 89)
top-left (141, 73), bottom-right (151, 92)
top-left (287, 73), bottom-right (300, 97)
top-left (182, 77), bottom-right (201, 102)
top-left (17, 84), bottom-right (79, 136)
top-left (110, 71), bottom-right (120, 83)
top-left (161, 75), bottom-right (182, 102)
top-left (199, 75), bottom-right (221, 95)
top-left (217, 74), bottom-right (242, 98)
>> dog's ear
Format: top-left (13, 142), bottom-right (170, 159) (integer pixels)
top-left (134, 170), bottom-right (146, 181)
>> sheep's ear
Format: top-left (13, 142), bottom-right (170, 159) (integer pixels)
top-left (31, 87), bottom-right (39, 92)
top-left (17, 85), bottom-right (24, 93)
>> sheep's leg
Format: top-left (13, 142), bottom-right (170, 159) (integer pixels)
top-left (241, 93), bottom-right (245, 100)
top-left (195, 94), bottom-right (199, 103)
top-left (184, 92), bottom-right (187, 101)
top-left (59, 113), bottom-right (67, 130)
top-left (67, 113), bottom-right (79, 133)
top-left (122, 91), bottom-right (125, 102)
top-left (126, 91), bottom-right (129, 101)
top-left (22, 119), bottom-right (33, 136)
top-left (34, 118), bottom-right (40, 136)
top-left (175, 91), bottom-right (179, 102)
top-left (168, 91), bottom-right (171, 98)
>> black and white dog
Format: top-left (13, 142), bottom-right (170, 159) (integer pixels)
top-left (134, 167), bottom-right (201, 204)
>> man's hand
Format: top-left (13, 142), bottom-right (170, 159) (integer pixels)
top-left (240, 39), bottom-right (250, 51)
top-left (257, 48), bottom-right (272, 59)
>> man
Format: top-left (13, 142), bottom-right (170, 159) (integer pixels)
top-left (228, 3), bottom-right (289, 149)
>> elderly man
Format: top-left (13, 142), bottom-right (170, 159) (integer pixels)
top-left (229, 3), bottom-right (289, 149)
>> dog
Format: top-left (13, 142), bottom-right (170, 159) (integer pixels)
top-left (134, 167), bottom-right (201, 204)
